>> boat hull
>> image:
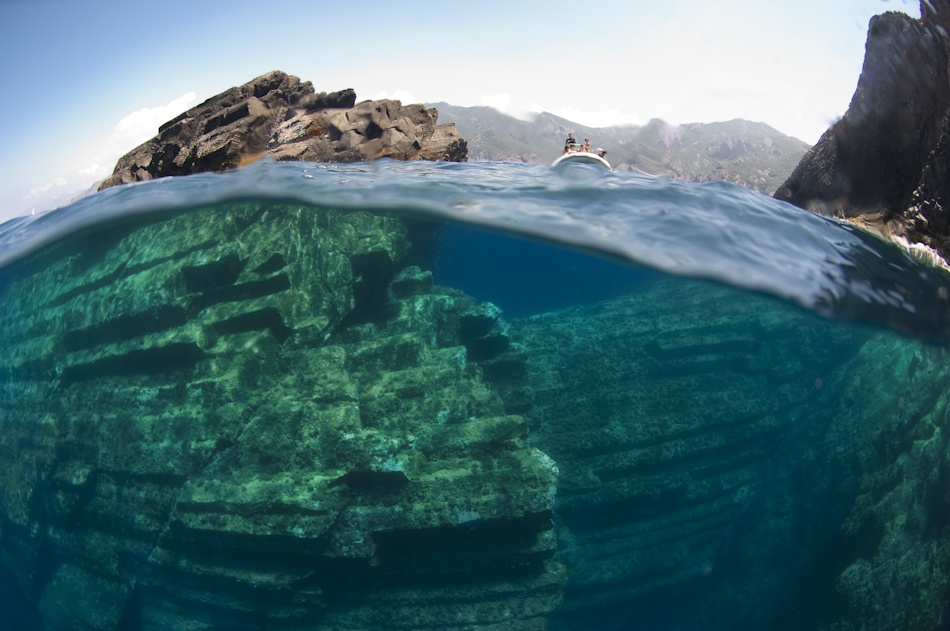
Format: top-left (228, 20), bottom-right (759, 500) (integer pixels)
top-left (552, 151), bottom-right (611, 170)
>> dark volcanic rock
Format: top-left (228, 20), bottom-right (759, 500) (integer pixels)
top-left (99, 71), bottom-right (467, 190)
top-left (775, 2), bottom-right (950, 258)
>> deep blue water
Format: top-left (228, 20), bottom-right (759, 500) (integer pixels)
top-left (432, 223), bottom-right (656, 316)
top-left (1, 159), bottom-right (949, 631)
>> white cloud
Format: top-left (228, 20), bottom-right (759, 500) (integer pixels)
top-left (366, 89), bottom-right (418, 103)
top-left (25, 177), bottom-right (68, 200)
top-left (110, 91), bottom-right (197, 149)
top-left (7, 93), bottom-right (199, 220)
top-left (79, 163), bottom-right (109, 178)
top-left (480, 93), bottom-right (512, 112)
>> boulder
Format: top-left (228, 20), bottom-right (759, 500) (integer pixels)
top-left (98, 71), bottom-right (466, 190)
top-left (774, 1), bottom-right (950, 258)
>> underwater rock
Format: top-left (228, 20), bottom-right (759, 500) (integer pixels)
top-left (775, 2), bottom-right (950, 258)
top-left (509, 280), bottom-right (950, 630)
top-left (0, 205), bottom-right (561, 630)
top-left (3, 196), bottom-right (950, 630)
top-left (820, 335), bottom-right (950, 631)
top-left (98, 71), bottom-right (467, 191)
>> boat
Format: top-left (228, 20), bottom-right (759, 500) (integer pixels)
top-left (552, 133), bottom-right (611, 170)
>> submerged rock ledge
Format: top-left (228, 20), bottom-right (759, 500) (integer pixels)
top-left (0, 205), bottom-right (557, 629)
top-left (98, 71), bottom-right (468, 191)
top-left (1, 200), bottom-right (949, 629)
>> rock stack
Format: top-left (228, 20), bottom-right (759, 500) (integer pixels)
top-left (98, 71), bottom-right (467, 191)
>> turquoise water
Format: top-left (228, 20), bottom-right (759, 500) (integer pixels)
top-left (0, 160), bottom-right (948, 630)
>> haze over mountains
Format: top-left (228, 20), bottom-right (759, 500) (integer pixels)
top-left (430, 103), bottom-right (811, 195)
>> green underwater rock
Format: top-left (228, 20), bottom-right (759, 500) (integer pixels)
top-left (512, 281), bottom-right (950, 630)
top-left (0, 203), bottom-right (562, 630)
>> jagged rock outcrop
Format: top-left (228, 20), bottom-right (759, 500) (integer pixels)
top-left (775, 1), bottom-right (950, 258)
top-left (98, 71), bottom-right (467, 191)
top-left (0, 203), bottom-right (559, 630)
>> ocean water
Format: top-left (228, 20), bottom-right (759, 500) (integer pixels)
top-left (0, 159), bottom-right (948, 630)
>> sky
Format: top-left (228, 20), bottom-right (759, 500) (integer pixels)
top-left (0, 0), bottom-right (921, 223)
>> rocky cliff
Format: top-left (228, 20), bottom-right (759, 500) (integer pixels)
top-left (775, 1), bottom-right (950, 258)
top-left (98, 71), bottom-right (468, 191)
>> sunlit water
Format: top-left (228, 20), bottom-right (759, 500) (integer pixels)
top-left (1, 160), bottom-right (948, 630)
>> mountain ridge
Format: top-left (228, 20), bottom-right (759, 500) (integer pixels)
top-left (429, 102), bottom-right (810, 195)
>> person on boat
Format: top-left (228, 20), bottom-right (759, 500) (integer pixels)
top-left (584, 138), bottom-right (591, 152)
top-left (596, 148), bottom-right (607, 159)
top-left (563, 132), bottom-right (575, 155)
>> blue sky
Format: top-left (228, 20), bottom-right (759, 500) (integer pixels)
top-left (0, 0), bottom-right (920, 222)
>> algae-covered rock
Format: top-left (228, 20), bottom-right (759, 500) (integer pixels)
top-left (509, 279), bottom-right (950, 631)
top-left (821, 335), bottom-right (950, 631)
top-left (0, 203), bottom-right (562, 630)
top-left (4, 197), bottom-right (950, 631)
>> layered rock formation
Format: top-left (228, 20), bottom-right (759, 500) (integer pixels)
top-left (775, 1), bottom-right (950, 258)
top-left (98, 71), bottom-right (467, 190)
top-left (0, 204), bottom-right (559, 630)
top-left (512, 284), bottom-right (950, 630)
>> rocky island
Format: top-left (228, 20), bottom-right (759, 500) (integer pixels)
top-left (98, 71), bottom-right (468, 191)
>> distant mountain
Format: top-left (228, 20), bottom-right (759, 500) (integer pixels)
top-left (13, 180), bottom-right (102, 222)
top-left (429, 103), bottom-right (810, 195)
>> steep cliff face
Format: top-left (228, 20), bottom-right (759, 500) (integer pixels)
top-left (98, 71), bottom-right (467, 191)
top-left (775, 2), bottom-right (950, 258)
